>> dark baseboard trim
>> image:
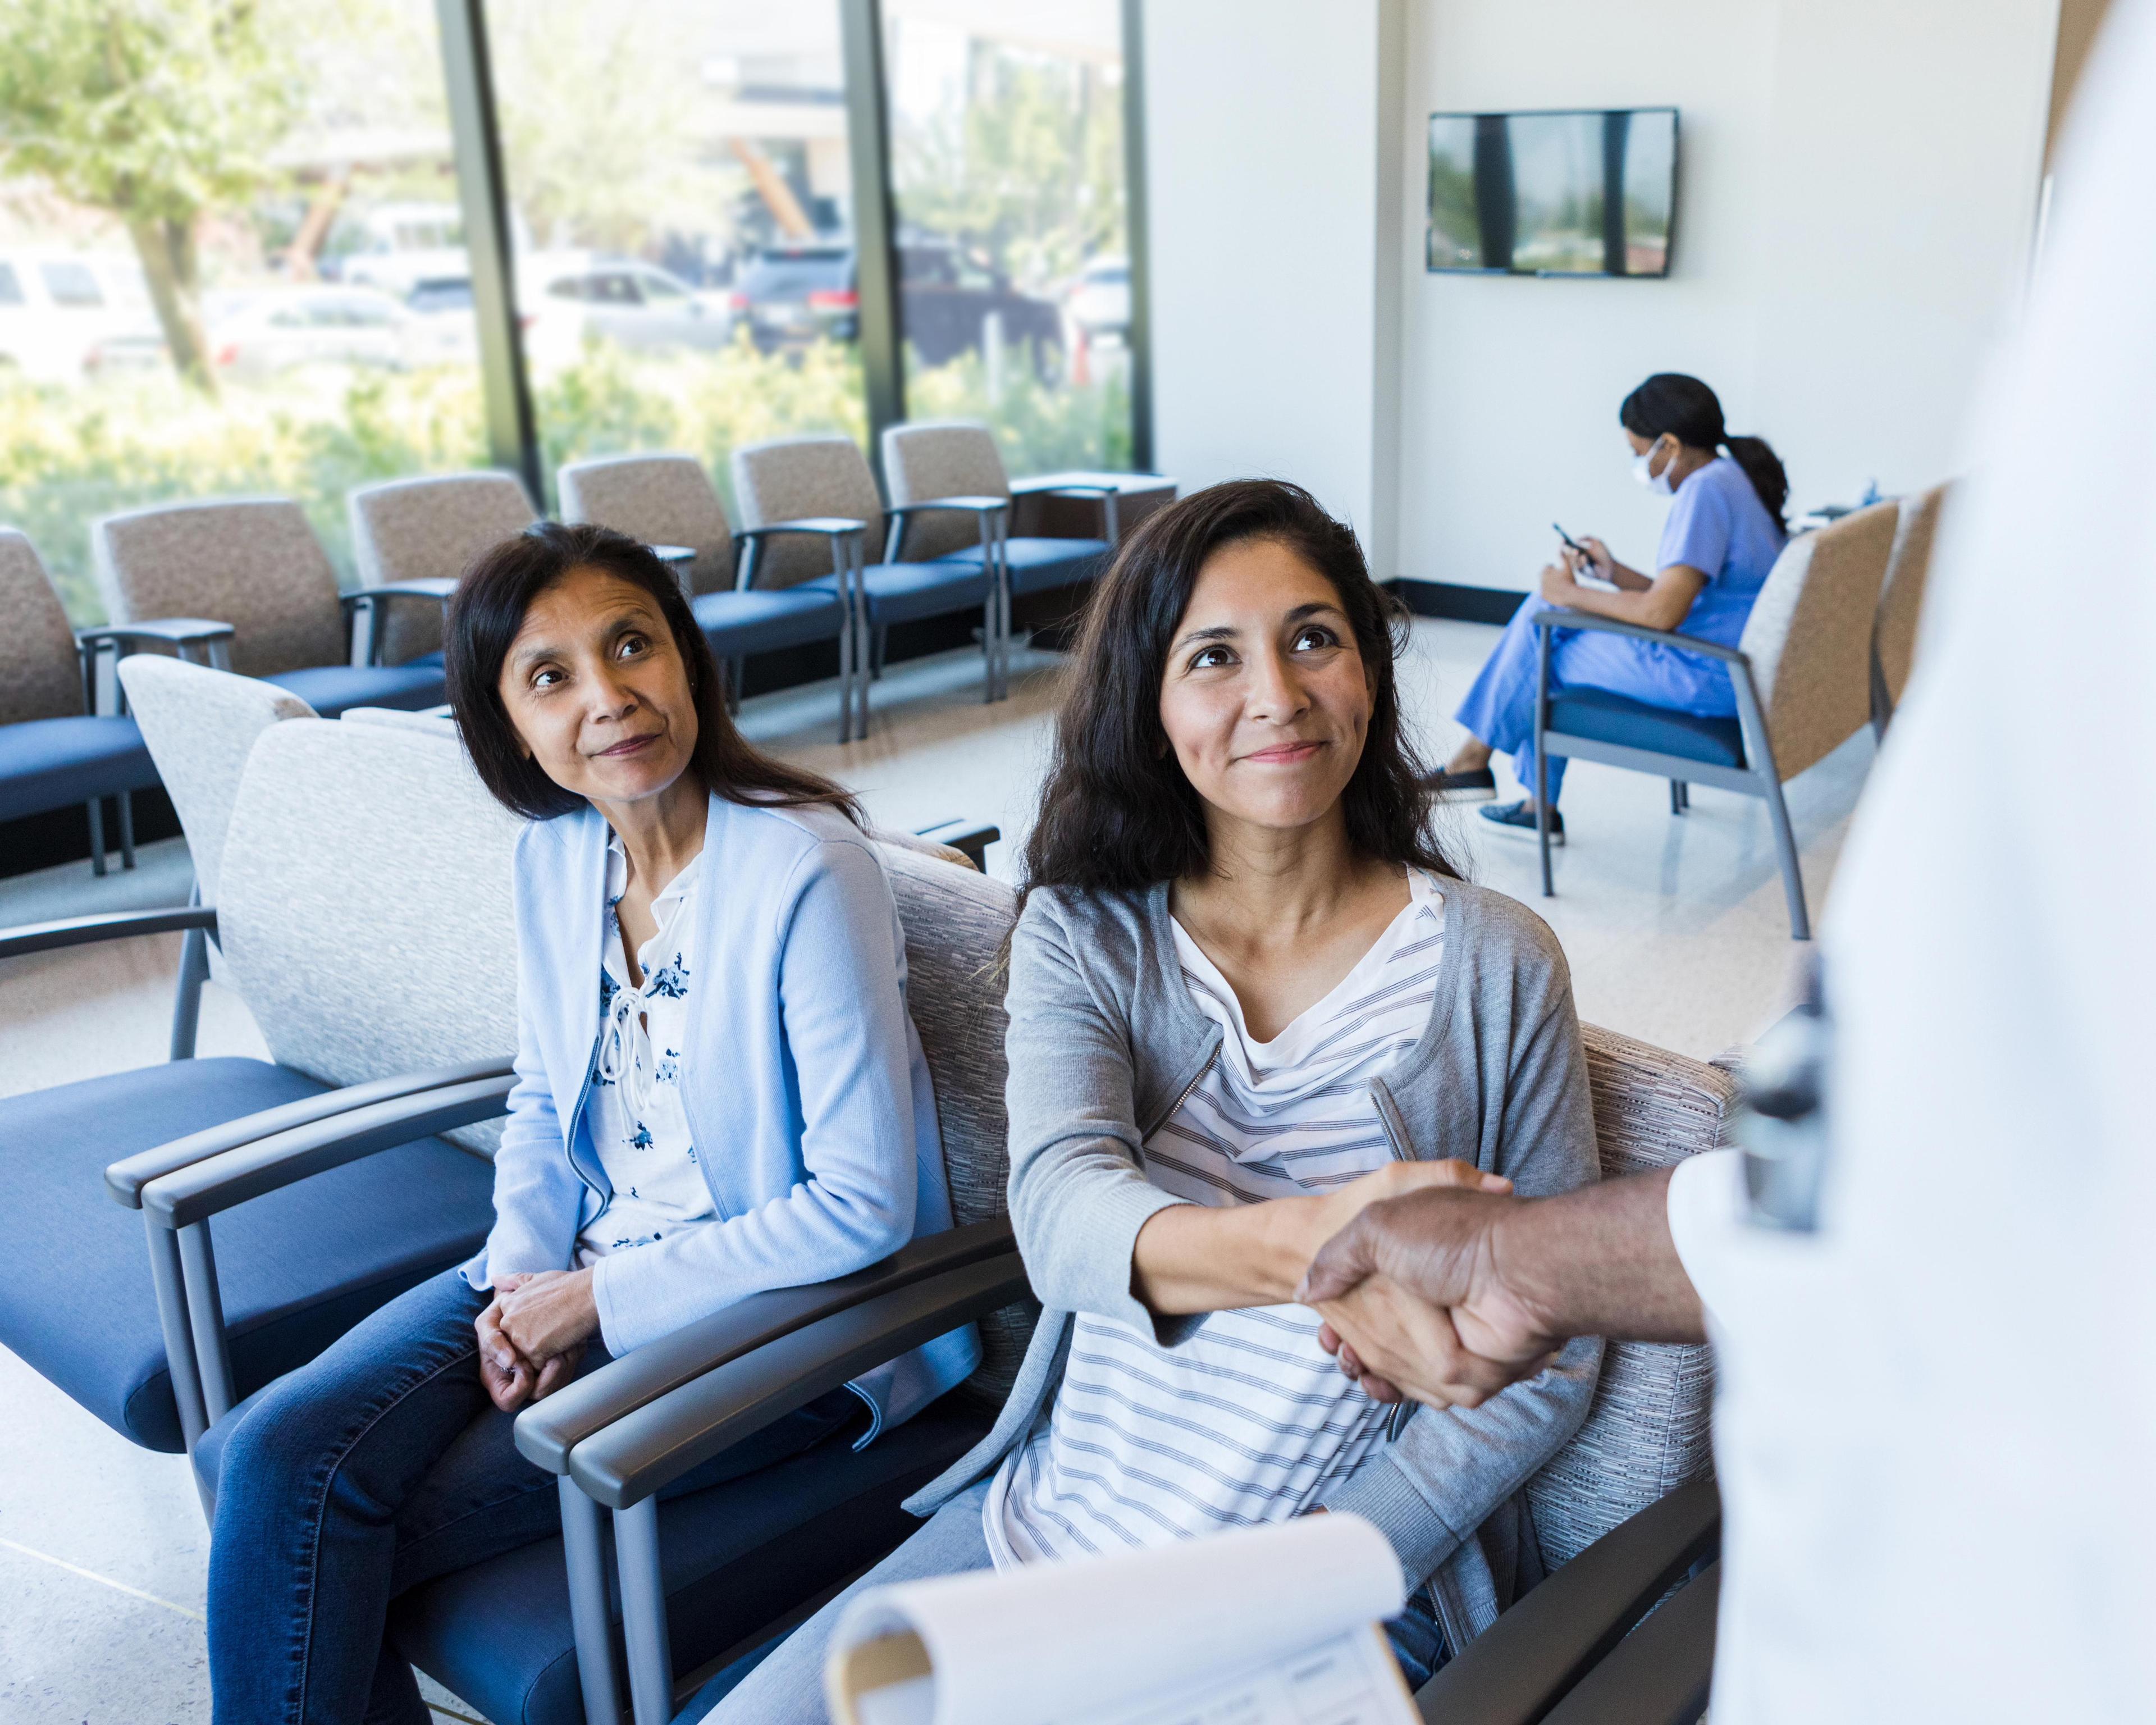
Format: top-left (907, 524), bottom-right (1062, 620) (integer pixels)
top-left (1390, 579), bottom-right (1527, 626)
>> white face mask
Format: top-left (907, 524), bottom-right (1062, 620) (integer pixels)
top-left (1632, 440), bottom-right (1677, 496)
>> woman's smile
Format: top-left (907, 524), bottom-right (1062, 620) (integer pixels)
top-left (1240, 738), bottom-right (1327, 765)
top-left (593, 729), bottom-right (663, 759)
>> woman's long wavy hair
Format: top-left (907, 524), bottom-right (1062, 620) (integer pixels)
top-left (1021, 479), bottom-right (1460, 897)
top-left (445, 521), bottom-right (859, 825)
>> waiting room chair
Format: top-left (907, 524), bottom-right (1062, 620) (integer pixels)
top-left (0, 528), bottom-right (231, 875)
top-left (116, 654), bottom-right (314, 1053)
top-left (1872, 480), bottom-right (1952, 735)
top-left (1530, 500), bottom-right (1901, 941)
top-left (733, 434), bottom-right (1003, 730)
top-left (881, 418), bottom-right (1114, 619)
top-left (349, 470), bottom-right (540, 665)
top-left (94, 498), bottom-right (450, 719)
top-left (0, 716), bottom-right (517, 1458)
top-left (559, 452), bottom-right (857, 741)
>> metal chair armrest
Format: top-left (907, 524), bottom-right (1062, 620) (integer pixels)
top-left (341, 578), bottom-right (459, 606)
top-left (885, 496), bottom-right (1008, 515)
top-left (884, 498), bottom-right (1006, 563)
top-left (0, 905), bottom-right (217, 965)
top-left (1007, 478), bottom-right (1120, 498)
top-left (567, 1249), bottom-right (1030, 1508)
top-left (910, 817), bottom-right (1001, 870)
top-left (515, 1217), bottom-right (1017, 1475)
top-left (76, 618), bottom-right (236, 651)
top-left (106, 1056), bottom-right (514, 1208)
top-left (1413, 1477), bottom-right (1721, 1725)
top-left (1539, 1560), bottom-right (1719, 1725)
top-left (138, 1072), bottom-right (515, 1229)
top-left (1531, 609), bottom-right (1748, 665)
top-left (735, 518), bottom-right (869, 540)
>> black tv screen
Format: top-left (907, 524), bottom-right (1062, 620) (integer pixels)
top-left (1428, 107), bottom-right (1677, 277)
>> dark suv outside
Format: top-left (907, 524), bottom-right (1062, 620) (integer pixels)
top-left (732, 240), bottom-right (1062, 375)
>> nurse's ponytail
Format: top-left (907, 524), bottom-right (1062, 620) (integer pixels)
top-left (1621, 372), bottom-right (1789, 531)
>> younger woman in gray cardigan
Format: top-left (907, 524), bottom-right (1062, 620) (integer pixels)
top-left (709, 480), bottom-right (1600, 1722)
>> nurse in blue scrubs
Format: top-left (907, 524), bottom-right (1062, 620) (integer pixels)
top-left (1434, 373), bottom-right (1789, 843)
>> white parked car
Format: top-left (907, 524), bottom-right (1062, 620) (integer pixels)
top-left (332, 202), bottom-right (475, 303)
top-left (519, 253), bottom-right (731, 369)
top-left (1066, 255), bottom-right (1131, 343)
top-left (208, 286), bottom-right (421, 382)
top-left (0, 249), bottom-right (164, 382)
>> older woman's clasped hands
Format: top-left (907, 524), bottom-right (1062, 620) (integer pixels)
top-left (474, 1267), bottom-right (601, 1411)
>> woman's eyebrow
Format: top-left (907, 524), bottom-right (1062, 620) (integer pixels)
top-left (1171, 622), bottom-right (1238, 652)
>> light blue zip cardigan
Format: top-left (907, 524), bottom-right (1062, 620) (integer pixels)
top-left (460, 791), bottom-right (980, 1440)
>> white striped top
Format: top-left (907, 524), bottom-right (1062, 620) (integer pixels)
top-left (984, 871), bottom-right (1446, 1567)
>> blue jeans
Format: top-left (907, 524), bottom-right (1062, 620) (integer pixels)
top-left (202, 1266), bottom-right (856, 1725)
top-left (691, 1481), bottom-right (1449, 1725)
top-left (1454, 596), bottom-right (1737, 809)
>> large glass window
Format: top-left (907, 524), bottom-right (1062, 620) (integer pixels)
top-left (483, 0), bottom-right (867, 515)
top-left (0, 0), bottom-right (486, 619)
top-left (881, 0), bottom-right (1134, 474)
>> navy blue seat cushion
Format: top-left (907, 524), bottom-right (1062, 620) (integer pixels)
top-left (390, 1398), bottom-right (990, 1725)
top-left (1546, 686), bottom-right (1748, 770)
top-left (268, 662), bottom-right (448, 719)
top-left (0, 713), bottom-right (159, 820)
top-left (801, 560), bottom-right (993, 628)
top-left (0, 1057), bottom-right (496, 1452)
top-left (939, 536), bottom-right (1112, 596)
top-left (692, 587), bottom-right (847, 658)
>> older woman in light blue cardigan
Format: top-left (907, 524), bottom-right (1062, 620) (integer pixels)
top-left (201, 523), bottom-right (974, 1725)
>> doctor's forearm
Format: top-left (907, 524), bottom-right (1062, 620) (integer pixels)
top-left (1496, 1169), bottom-right (1705, 1345)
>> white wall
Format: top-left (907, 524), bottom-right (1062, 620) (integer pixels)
top-left (1140, 0), bottom-right (1403, 561)
top-left (1395, 0), bottom-right (2060, 590)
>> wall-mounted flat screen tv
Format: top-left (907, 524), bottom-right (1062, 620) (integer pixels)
top-left (1428, 107), bottom-right (1677, 277)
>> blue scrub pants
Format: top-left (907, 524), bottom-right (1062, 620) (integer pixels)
top-left (1454, 597), bottom-right (1737, 807)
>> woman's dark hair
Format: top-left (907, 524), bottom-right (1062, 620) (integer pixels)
top-left (1021, 478), bottom-right (1459, 896)
top-left (445, 520), bottom-right (859, 825)
top-left (1619, 372), bottom-right (1789, 529)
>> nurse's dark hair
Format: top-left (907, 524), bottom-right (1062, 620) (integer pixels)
top-left (1621, 372), bottom-right (1789, 530)
top-left (445, 521), bottom-right (858, 825)
top-left (1021, 478), bottom-right (1460, 897)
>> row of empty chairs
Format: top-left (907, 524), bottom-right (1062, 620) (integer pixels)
top-left (1529, 480), bottom-right (1951, 939)
top-left (0, 652), bottom-right (1730, 1724)
top-left (0, 425), bottom-right (1125, 876)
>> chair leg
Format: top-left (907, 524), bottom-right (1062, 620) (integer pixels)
top-left (560, 1481), bottom-right (626, 1725)
top-left (118, 789), bottom-right (137, 868)
top-left (1669, 779), bottom-right (1689, 815)
top-left (613, 1497), bottom-right (674, 1725)
top-left (86, 798), bottom-right (107, 878)
top-left (1761, 775), bottom-right (1811, 941)
top-left (983, 594), bottom-right (999, 704)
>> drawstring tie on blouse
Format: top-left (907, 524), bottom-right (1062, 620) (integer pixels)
top-left (595, 888), bottom-right (693, 1129)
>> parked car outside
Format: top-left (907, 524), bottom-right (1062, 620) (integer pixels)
top-left (400, 276), bottom-right (481, 368)
top-left (0, 249), bottom-right (163, 382)
top-left (731, 239), bottom-right (1062, 376)
top-left (208, 285), bottom-right (418, 383)
top-left (330, 202), bottom-right (475, 302)
top-left (1066, 255), bottom-right (1131, 343)
top-left (519, 253), bottom-right (732, 370)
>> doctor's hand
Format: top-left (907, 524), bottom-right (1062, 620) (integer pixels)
top-left (1538, 560), bottom-right (1581, 604)
top-left (1298, 1186), bottom-right (1561, 1409)
top-left (1574, 536), bottom-right (1615, 581)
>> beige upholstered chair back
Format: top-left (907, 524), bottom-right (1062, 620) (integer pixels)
top-left (218, 717), bottom-right (521, 1155)
top-left (349, 471), bottom-right (537, 664)
top-left (871, 842), bottom-right (1030, 1404)
top-left (730, 435), bottom-right (884, 589)
top-left (1875, 481), bottom-right (1953, 713)
top-left (0, 530), bottom-right (85, 727)
top-left (117, 655), bottom-right (313, 907)
top-left (558, 454), bottom-right (736, 597)
top-left (94, 498), bottom-right (346, 681)
top-left (1524, 1024), bottom-right (1732, 1568)
top-left (1737, 499), bottom-right (1899, 782)
top-left (881, 421), bottom-right (1012, 562)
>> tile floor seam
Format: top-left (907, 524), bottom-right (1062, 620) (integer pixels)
top-left (0, 1532), bottom-right (207, 1621)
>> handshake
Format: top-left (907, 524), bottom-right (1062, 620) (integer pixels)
top-left (1296, 1161), bottom-right (1701, 1407)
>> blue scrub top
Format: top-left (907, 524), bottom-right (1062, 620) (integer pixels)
top-left (1657, 456), bottom-right (1787, 646)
